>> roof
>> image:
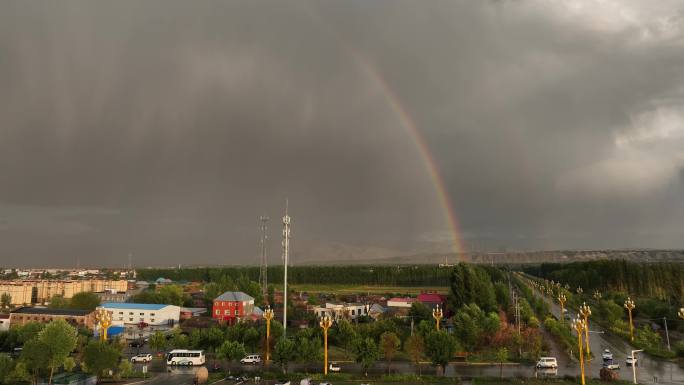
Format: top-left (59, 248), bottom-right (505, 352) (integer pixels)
top-left (215, 291), bottom-right (254, 302)
top-left (417, 293), bottom-right (446, 303)
top-left (387, 297), bottom-right (416, 303)
top-left (100, 303), bottom-right (170, 310)
top-left (11, 307), bottom-right (93, 316)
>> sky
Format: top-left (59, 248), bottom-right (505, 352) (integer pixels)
top-left (1, 0), bottom-right (684, 267)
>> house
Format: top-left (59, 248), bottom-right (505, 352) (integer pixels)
top-left (0, 314), bottom-right (9, 331)
top-left (387, 297), bottom-right (416, 308)
top-left (10, 307), bottom-right (97, 329)
top-left (180, 307), bottom-right (207, 320)
top-left (212, 291), bottom-right (254, 324)
top-left (367, 303), bottom-right (386, 320)
top-left (417, 292), bottom-right (447, 309)
top-left (97, 303), bottom-right (180, 327)
top-left (312, 302), bottom-right (367, 321)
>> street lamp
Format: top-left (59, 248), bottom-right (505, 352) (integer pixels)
top-left (624, 297), bottom-right (636, 342)
top-left (593, 290), bottom-right (602, 301)
top-left (630, 350), bottom-right (643, 384)
top-left (579, 302), bottom-right (592, 356)
top-left (320, 314), bottom-right (333, 375)
top-left (95, 309), bottom-right (111, 342)
top-left (263, 306), bottom-right (274, 362)
top-left (576, 287), bottom-right (583, 295)
top-left (558, 293), bottom-right (567, 323)
top-left (678, 307), bottom-right (684, 320)
top-left (572, 316), bottom-right (587, 385)
top-left (432, 304), bottom-right (443, 331)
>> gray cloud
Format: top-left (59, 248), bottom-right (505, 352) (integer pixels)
top-left (1, 0), bottom-right (684, 266)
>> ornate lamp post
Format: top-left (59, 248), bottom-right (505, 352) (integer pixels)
top-left (572, 316), bottom-right (587, 385)
top-left (579, 302), bottom-right (592, 356)
top-left (320, 314), bottom-right (333, 375)
top-left (263, 306), bottom-right (274, 362)
top-left (576, 287), bottom-right (583, 295)
top-left (95, 309), bottom-right (112, 342)
top-left (679, 307), bottom-right (684, 320)
top-left (624, 297), bottom-right (636, 342)
top-left (432, 304), bottom-right (443, 331)
top-left (593, 290), bottom-right (602, 301)
top-left (558, 293), bottom-right (567, 323)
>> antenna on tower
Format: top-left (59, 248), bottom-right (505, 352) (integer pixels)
top-left (258, 216), bottom-right (269, 304)
top-left (281, 199), bottom-right (291, 337)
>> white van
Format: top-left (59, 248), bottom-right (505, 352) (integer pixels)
top-left (240, 354), bottom-right (262, 365)
top-left (536, 357), bottom-right (558, 369)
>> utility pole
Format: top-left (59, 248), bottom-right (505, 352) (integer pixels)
top-left (259, 216), bottom-right (269, 303)
top-left (281, 200), bottom-right (291, 338)
top-left (663, 317), bottom-right (671, 351)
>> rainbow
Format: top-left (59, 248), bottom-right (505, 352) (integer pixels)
top-left (296, 6), bottom-right (466, 258)
top-left (353, 57), bottom-right (466, 259)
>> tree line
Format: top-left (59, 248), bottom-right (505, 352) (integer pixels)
top-left (137, 265), bottom-right (451, 286)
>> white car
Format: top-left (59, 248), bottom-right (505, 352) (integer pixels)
top-left (601, 349), bottom-right (613, 361)
top-left (626, 356), bottom-right (638, 366)
top-left (536, 357), bottom-right (558, 369)
top-left (329, 362), bottom-right (341, 372)
top-left (240, 354), bottom-right (262, 365)
top-left (131, 353), bottom-right (152, 363)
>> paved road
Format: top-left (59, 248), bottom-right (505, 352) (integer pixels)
top-left (521, 274), bottom-right (684, 384)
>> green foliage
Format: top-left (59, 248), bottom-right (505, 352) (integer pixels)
top-left (379, 331), bottom-right (401, 371)
top-left (408, 302), bottom-right (432, 322)
top-left (20, 338), bottom-right (50, 383)
top-left (0, 354), bottom-right (14, 384)
top-left (169, 329), bottom-right (190, 349)
top-left (132, 284), bottom-right (189, 306)
top-left (0, 294), bottom-right (10, 310)
top-left (272, 338), bottom-right (296, 373)
top-left (83, 340), bottom-right (121, 380)
top-left (294, 329), bottom-right (322, 363)
top-left (38, 319), bottom-right (78, 383)
top-left (452, 304), bottom-right (500, 351)
top-left (449, 263), bottom-right (497, 312)
top-left (225, 323), bottom-right (260, 350)
top-left (674, 340), bottom-right (684, 357)
top-left (48, 295), bottom-right (70, 309)
top-left (496, 347), bottom-right (508, 378)
top-left (424, 330), bottom-right (459, 374)
top-left (331, 319), bottom-right (357, 350)
top-left (149, 331), bottom-right (167, 353)
top-left (189, 326), bottom-right (225, 352)
top-left (216, 340), bottom-right (246, 363)
top-left (69, 292), bottom-right (101, 311)
top-left (351, 337), bottom-right (379, 376)
top-left (404, 334), bottom-right (425, 373)
top-left (118, 360), bottom-right (133, 380)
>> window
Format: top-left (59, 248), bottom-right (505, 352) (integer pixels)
top-left (151, 319), bottom-right (155, 322)
top-left (234, 310), bottom-right (238, 316)
top-left (129, 312), bottom-right (133, 315)
top-left (351, 310), bottom-right (355, 315)
top-left (150, 313), bottom-right (155, 316)
top-left (129, 318), bottom-right (133, 322)
top-left (215, 310), bottom-right (219, 315)
top-left (140, 313), bottom-right (144, 316)
top-left (119, 312), bottom-right (123, 315)
top-left (224, 310), bottom-right (229, 315)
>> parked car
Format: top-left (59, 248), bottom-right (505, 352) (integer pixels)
top-left (602, 349), bottom-right (613, 361)
top-left (130, 354), bottom-right (153, 363)
top-left (626, 356), bottom-right (638, 366)
top-left (128, 340), bottom-right (144, 348)
top-left (300, 378), bottom-right (312, 385)
top-left (603, 359), bottom-right (620, 370)
top-left (536, 357), bottom-right (558, 369)
top-left (240, 354), bottom-right (262, 365)
top-left (329, 362), bottom-right (341, 372)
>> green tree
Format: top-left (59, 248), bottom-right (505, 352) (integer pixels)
top-left (83, 340), bottom-right (121, 382)
top-left (0, 354), bottom-right (14, 384)
top-left (69, 292), bottom-right (101, 311)
top-left (496, 347), bottom-right (508, 379)
top-left (217, 340), bottom-right (246, 369)
top-left (149, 331), bottom-right (167, 353)
top-left (351, 337), bottom-right (379, 377)
top-left (169, 329), bottom-right (190, 349)
top-left (272, 338), bottom-right (296, 374)
top-left (294, 330), bottom-right (322, 365)
top-left (38, 319), bottom-right (78, 384)
top-left (408, 302), bottom-right (432, 322)
top-left (118, 360), bottom-right (133, 380)
top-left (63, 357), bottom-right (76, 373)
top-left (331, 319), bottom-right (357, 350)
top-left (0, 294), bottom-right (11, 310)
top-left (404, 334), bottom-right (425, 375)
top-left (379, 332), bottom-right (400, 374)
top-left (19, 338), bottom-right (50, 384)
top-left (425, 330), bottom-right (459, 375)
top-left (47, 295), bottom-right (70, 309)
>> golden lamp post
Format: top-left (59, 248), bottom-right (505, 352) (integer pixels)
top-left (679, 307), bottom-right (684, 320)
top-left (558, 293), bottom-right (567, 323)
top-left (572, 316), bottom-right (587, 385)
top-left (624, 297), bottom-right (636, 342)
top-left (263, 306), bottom-right (274, 362)
top-left (320, 314), bottom-right (333, 375)
top-left (593, 290), bottom-right (602, 301)
top-left (95, 309), bottom-right (112, 342)
top-left (432, 304), bottom-right (443, 331)
top-left (576, 287), bottom-right (583, 295)
top-left (579, 302), bottom-right (592, 356)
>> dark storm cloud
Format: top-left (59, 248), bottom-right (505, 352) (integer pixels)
top-left (1, 0), bottom-right (684, 266)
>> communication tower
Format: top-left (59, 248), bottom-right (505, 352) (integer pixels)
top-left (281, 200), bottom-right (291, 337)
top-left (259, 216), bottom-right (269, 303)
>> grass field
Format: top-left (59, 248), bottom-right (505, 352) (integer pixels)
top-left (289, 284), bottom-right (448, 295)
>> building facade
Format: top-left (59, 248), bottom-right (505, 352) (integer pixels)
top-left (0, 279), bottom-right (128, 306)
top-left (9, 307), bottom-right (96, 329)
top-left (312, 302), bottom-right (368, 321)
top-left (386, 297), bottom-right (416, 308)
top-left (212, 291), bottom-right (254, 324)
top-left (97, 303), bottom-right (180, 327)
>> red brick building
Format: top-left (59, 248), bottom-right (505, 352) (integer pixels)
top-left (212, 291), bottom-right (254, 325)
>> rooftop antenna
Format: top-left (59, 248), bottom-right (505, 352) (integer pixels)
top-left (259, 216), bottom-right (270, 303)
top-left (281, 199), bottom-right (291, 337)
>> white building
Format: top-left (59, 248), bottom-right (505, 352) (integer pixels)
top-left (97, 303), bottom-right (180, 327)
top-left (0, 315), bottom-right (9, 331)
top-left (313, 302), bottom-right (368, 321)
top-left (386, 297), bottom-right (416, 308)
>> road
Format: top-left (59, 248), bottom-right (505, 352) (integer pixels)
top-left (522, 275), bottom-right (684, 384)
